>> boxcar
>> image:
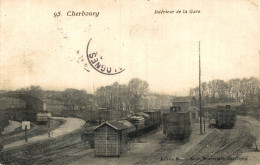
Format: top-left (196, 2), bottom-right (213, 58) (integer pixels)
top-left (144, 110), bottom-right (161, 126)
top-left (162, 107), bottom-right (191, 140)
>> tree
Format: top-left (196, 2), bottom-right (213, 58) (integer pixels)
top-left (189, 77), bottom-right (260, 106)
top-left (61, 88), bottom-right (92, 110)
top-left (128, 78), bottom-right (149, 112)
top-left (95, 78), bottom-right (149, 113)
top-left (16, 85), bottom-right (43, 98)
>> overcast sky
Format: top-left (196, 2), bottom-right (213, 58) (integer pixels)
top-left (0, 0), bottom-right (259, 96)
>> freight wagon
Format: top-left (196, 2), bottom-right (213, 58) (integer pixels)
top-left (126, 109), bottom-right (161, 136)
top-left (162, 106), bottom-right (191, 140)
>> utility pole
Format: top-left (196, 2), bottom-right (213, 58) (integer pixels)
top-left (199, 41), bottom-right (203, 135)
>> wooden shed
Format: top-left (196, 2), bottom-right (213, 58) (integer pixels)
top-left (188, 107), bottom-right (200, 121)
top-left (94, 121), bottom-right (128, 157)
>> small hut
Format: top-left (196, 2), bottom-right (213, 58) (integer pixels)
top-left (94, 121), bottom-right (128, 157)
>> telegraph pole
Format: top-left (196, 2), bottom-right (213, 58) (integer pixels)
top-left (199, 41), bottom-right (203, 134)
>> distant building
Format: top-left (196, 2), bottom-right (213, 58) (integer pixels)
top-left (172, 101), bottom-right (190, 111)
top-left (141, 95), bottom-right (172, 110)
top-left (94, 121), bottom-right (128, 157)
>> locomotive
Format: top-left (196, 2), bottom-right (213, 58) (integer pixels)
top-left (209, 105), bottom-right (236, 128)
top-left (162, 106), bottom-right (191, 140)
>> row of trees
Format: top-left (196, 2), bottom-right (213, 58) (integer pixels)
top-left (190, 77), bottom-right (260, 105)
top-left (16, 86), bottom-right (93, 110)
top-left (95, 78), bottom-right (149, 112)
top-left (12, 76), bottom-right (260, 111)
top-left (13, 78), bottom-right (149, 112)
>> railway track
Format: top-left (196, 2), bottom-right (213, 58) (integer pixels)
top-left (208, 133), bottom-right (252, 165)
top-left (180, 125), bottom-right (254, 165)
top-left (132, 129), bottom-right (221, 165)
top-left (0, 130), bottom-right (91, 165)
top-left (133, 142), bottom-right (175, 165)
top-left (182, 129), bottom-right (221, 161)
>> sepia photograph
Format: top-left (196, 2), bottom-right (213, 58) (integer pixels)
top-left (0, 0), bottom-right (259, 164)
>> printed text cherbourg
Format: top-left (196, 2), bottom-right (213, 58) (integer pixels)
top-left (67, 11), bottom-right (99, 17)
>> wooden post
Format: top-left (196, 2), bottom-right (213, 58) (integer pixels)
top-left (255, 139), bottom-right (258, 151)
top-left (25, 125), bottom-right (28, 142)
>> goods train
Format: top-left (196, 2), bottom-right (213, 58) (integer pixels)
top-left (162, 106), bottom-right (191, 140)
top-left (126, 110), bottom-right (161, 136)
top-left (81, 109), bottom-right (161, 147)
top-left (209, 105), bottom-right (236, 128)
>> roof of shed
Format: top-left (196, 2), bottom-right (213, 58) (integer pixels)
top-left (172, 96), bottom-right (190, 102)
top-left (188, 106), bottom-right (200, 112)
top-left (93, 121), bottom-right (128, 131)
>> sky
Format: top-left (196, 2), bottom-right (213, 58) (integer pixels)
top-left (0, 0), bottom-right (259, 96)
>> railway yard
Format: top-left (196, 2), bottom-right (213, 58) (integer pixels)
top-left (69, 116), bottom-right (257, 165)
top-left (0, 111), bottom-right (259, 165)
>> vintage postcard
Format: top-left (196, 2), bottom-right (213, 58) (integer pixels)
top-left (0, 0), bottom-right (259, 164)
